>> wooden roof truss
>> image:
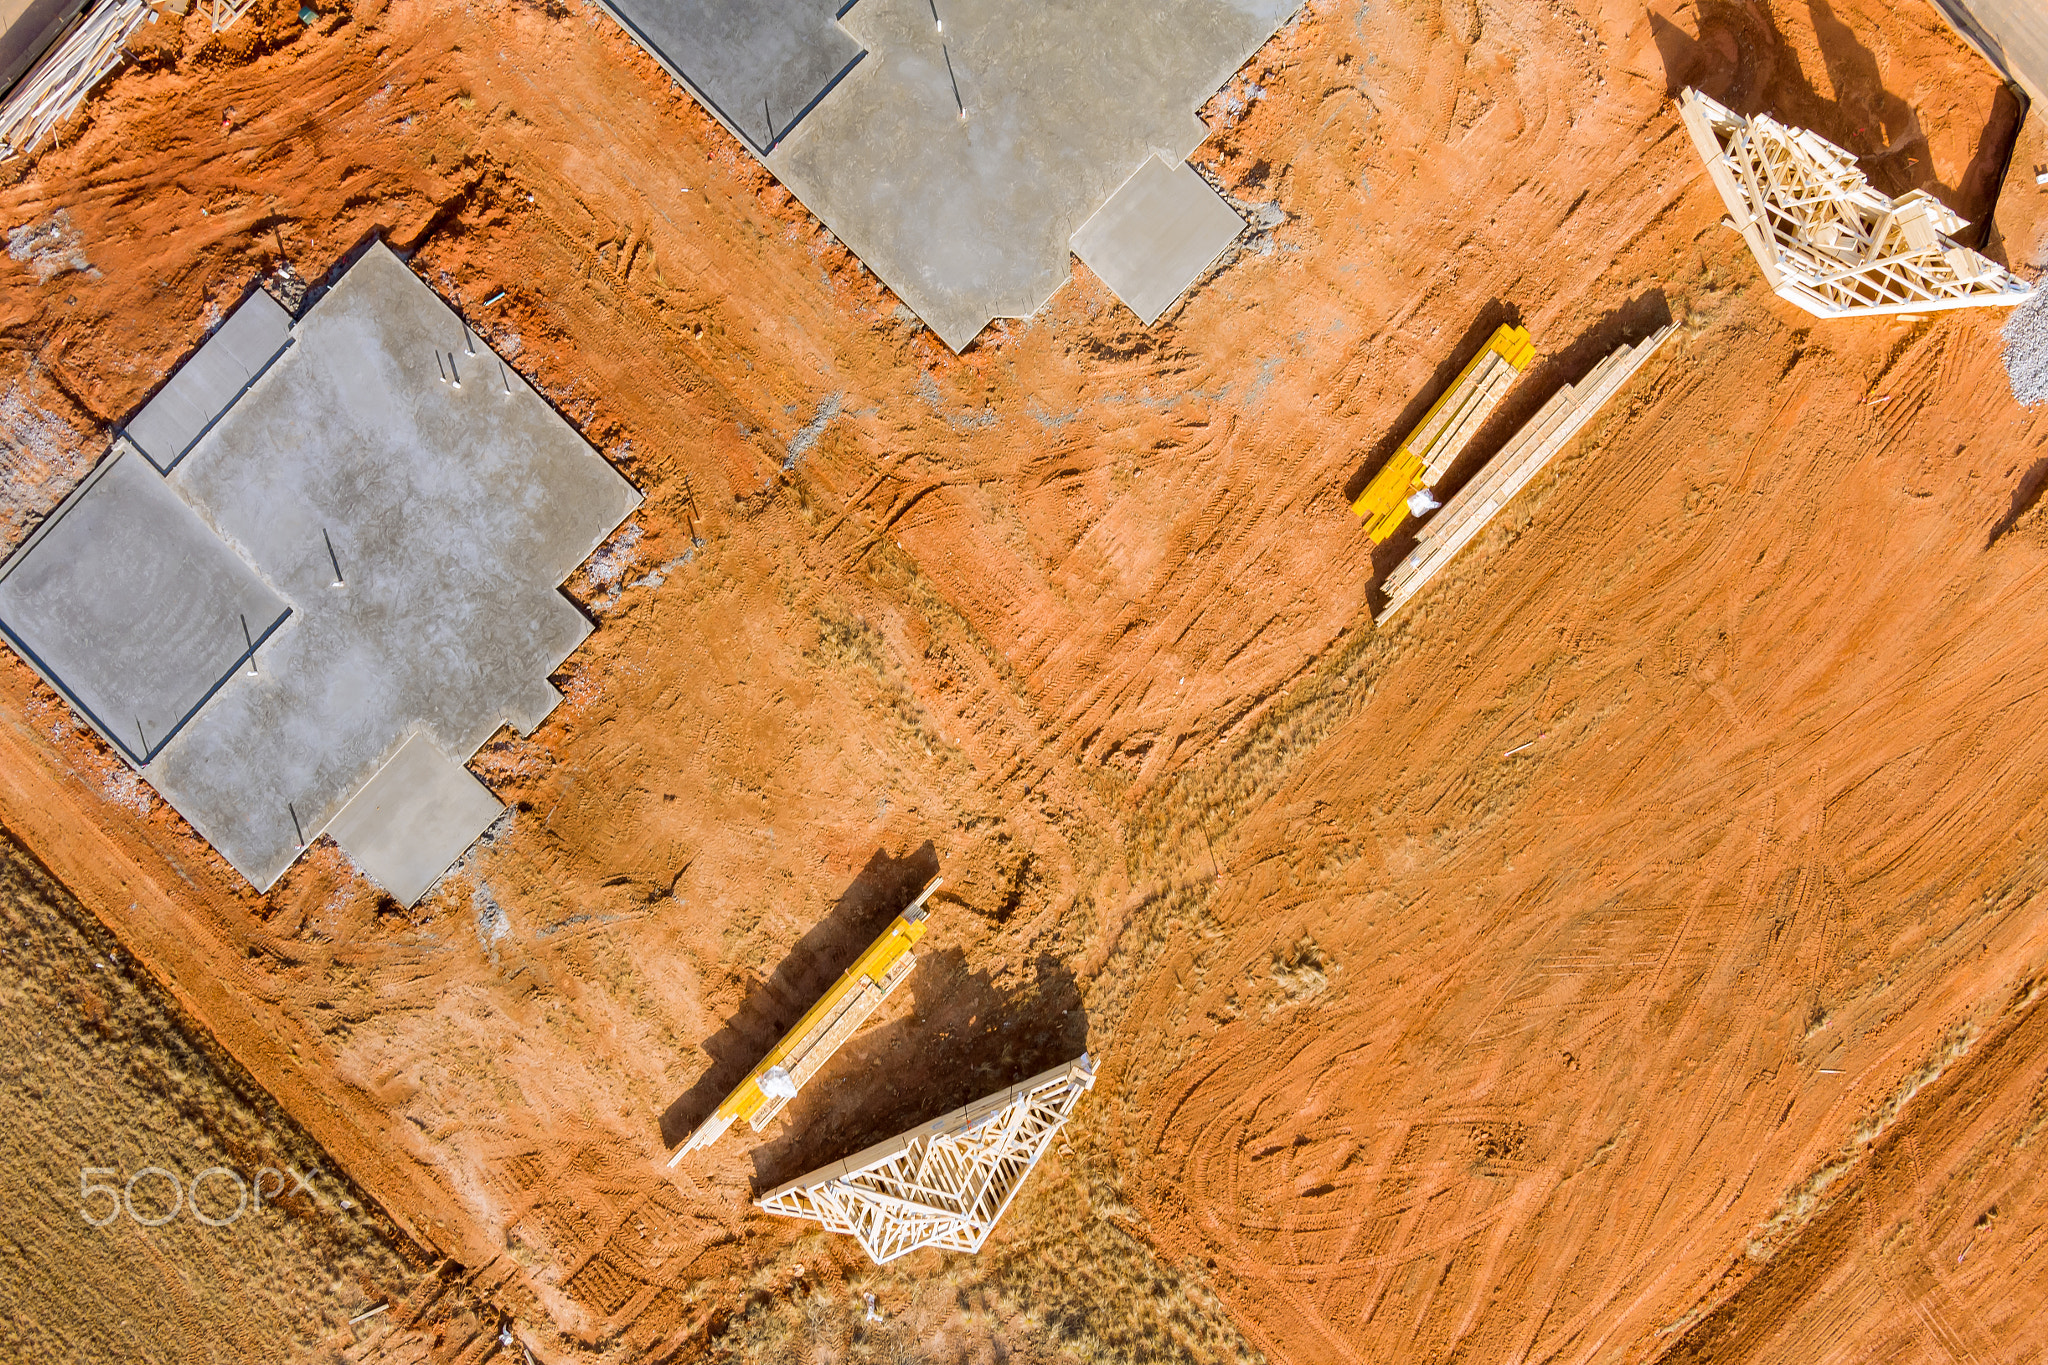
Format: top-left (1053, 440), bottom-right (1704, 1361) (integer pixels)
top-left (1677, 87), bottom-right (2031, 317)
top-left (755, 1056), bottom-right (1095, 1264)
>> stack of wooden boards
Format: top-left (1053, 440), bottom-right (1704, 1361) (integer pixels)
top-left (669, 876), bottom-right (941, 1163)
top-left (1351, 323), bottom-right (1536, 542)
top-left (0, 0), bottom-right (148, 162)
top-left (1377, 323), bottom-right (1677, 622)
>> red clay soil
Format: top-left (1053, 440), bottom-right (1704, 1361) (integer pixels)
top-left (3, 0), bottom-right (2048, 1360)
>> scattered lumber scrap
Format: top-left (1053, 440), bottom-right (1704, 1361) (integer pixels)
top-left (0, 0), bottom-right (149, 162)
top-left (1352, 323), bottom-right (1535, 543)
top-left (756, 1056), bottom-right (1096, 1263)
top-left (1677, 87), bottom-right (2032, 317)
top-left (211, 0), bottom-right (256, 32)
top-left (668, 876), bottom-right (942, 1164)
top-left (1376, 324), bottom-right (1677, 623)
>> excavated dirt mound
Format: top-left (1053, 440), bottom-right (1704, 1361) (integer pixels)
top-left (2, 0), bottom-right (2048, 1360)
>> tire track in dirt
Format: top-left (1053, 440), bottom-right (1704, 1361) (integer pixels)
top-left (1106, 144), bottom-right (2048, 1358)
top-left (5, 0), bottom-right (2047, 1360)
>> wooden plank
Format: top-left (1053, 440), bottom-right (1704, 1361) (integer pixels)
top-left (671, 877), bottom-right (941, 1161)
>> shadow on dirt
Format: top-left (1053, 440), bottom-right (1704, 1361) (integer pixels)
top-left (1341, 299), bottom-right (1523, 509)
top-left (1363, 290), bottom-right (1676, 596)
top-left (658, 841), bottom-right (941, 1150)
top-left (1648, 0), bottom-right (2023, 245)
top-left (1988, 457), bottom-right (2048, 547)
top-left (747, 946), bottom-right (1088, 1191)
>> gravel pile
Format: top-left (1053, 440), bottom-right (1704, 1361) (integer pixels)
top-left (2003, 286), bottom-right (2048, 407)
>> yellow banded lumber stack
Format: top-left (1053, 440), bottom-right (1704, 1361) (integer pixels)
top-left (1376, 324), bottom-right (1677, 623)
top-left (1351, 323), bottom-right (1535, 543)
top-left (669, 876), bottom-right (941, 1164)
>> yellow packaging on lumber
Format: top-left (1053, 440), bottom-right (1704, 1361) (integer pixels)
top-left (669, 876), bottom-right (941, 1164)
top-left (1351, 323), bottom-right (1534, 543)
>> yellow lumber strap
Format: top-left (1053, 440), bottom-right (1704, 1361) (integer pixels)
top-left (670, 877), bottom-right (941, 1163)
top-left (1351, 323), bottom-right (1535, 543)
top-left (1350, 449), bottom-right (1426, 541)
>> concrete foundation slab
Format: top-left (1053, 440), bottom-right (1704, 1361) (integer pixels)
top-left (2, 0), bottom-right (89, 99)
top-left (144, 241), bottom-right (641, 896)
top-left (0, 446), bottom-right (288, 763)
top-left (1070, 154), bottom-right (1244, 326)
top-left (763, 0), bottom-right (1294, 350)
top-left (0, 241), bottom-right (642, 902)
top-left (1929, 0), bottom-right (2046, 110)
top-left (325, 731), bottom-right (505, 906)
top-left (597, 0), bottom-right (863, 154)
top-left (124, 288), bottom-right (293, 472)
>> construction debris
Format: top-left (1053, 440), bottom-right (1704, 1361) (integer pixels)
top-left (0, 0), bottom-right (149, 163)
top-left (2003, 287), bottom-right (2048, 407)
top-left (1377, 324), bottom-right (1678, 622)
top-left (6, 210), bottom-right (94, 282)
top-left (1352, 324), bottom-right (1535, 543)
top-left (1677, 87), bottom-right (2032, 318)
top-left (755, 1055), bottom-right (1096, 1264)
top-left (669, 876), bottom-right (943, 1164)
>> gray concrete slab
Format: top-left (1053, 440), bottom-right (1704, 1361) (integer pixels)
top-left (131, 241), bottom-right (641, 896)
top-left (596, 0), bottom-right (863, 154)
top-left (1930, 0), bottom-right (2047, 112)
top-left (761, 0), bottom-right (1297, 350)
top-left (1070, 154), bottom-right (1244, 325)
top-left (124, 289), bottom-right (294, 473)
top-left (0, 446), bottom-right (288, 764)
top-left (325, 731), bottom-right (504, 906)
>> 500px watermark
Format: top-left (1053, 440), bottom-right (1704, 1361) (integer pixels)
top-left (79, 1166), bottom-right (323, 1227)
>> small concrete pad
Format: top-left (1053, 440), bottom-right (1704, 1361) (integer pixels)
top-left (762, 0), bottom-right (1296, 350)
top-left (326, 732), bottom-right (504, 905)
top-left (1071, 154), bottom-right (1244, 325)
top-left (124, 289), bottom-right (293, 472)
top-left (2, 0), bottom-right (89, 98)
top-left (0, 446), bottom-right (287, 763)
top-left (597, 0), bottom-right (863, 154)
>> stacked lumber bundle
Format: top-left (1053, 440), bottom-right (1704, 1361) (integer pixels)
top-left (0, 0), bottom-right (149, 162)
top-left (1376, 323), bottom-right (1677, 623)
top-left (1351, 323), bottom-right (1535, 543)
